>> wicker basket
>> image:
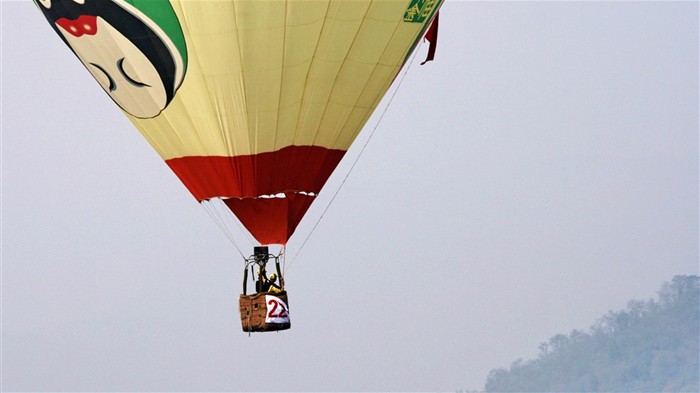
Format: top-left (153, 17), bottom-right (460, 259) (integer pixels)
top-left (239, 291), bottom-right (291, 332)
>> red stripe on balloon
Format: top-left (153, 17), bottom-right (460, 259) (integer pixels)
top-left (165, 145), bottom-right (346, 201)
top-left (224, 192), bottom-right (315, 245)
top-left (165, 145), bottom-right (346, 244)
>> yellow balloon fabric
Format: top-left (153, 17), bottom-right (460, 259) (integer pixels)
top-left (35, 0), bottom-right (443, 244)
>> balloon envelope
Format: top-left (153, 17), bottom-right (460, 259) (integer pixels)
top-left (35, 0), bottom-right (443, 245)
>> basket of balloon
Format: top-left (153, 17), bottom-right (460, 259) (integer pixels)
top-left (240, 291), bottom-right (291, 333)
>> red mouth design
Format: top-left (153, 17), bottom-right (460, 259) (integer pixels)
top-left (56, 15), bottom-right (98, 37)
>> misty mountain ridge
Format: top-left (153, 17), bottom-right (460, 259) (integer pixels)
top-left (483, 275), bottom-right (699, 392)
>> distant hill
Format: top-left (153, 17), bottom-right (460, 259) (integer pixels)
top-left (484, 275), bottom-right (699, 392)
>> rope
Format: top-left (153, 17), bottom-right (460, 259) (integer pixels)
top-left (280, 245), bottom-right (287, 284)
top-left (201, 199), bottom-right (249, 259)
top-left (287, 40), bottom-right (426, 271)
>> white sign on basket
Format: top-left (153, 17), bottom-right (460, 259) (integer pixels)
top-left (265, 295), bottom-right (290, 324)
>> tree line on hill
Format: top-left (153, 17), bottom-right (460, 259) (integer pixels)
top-left (483, 275), bottom-right (699, 392)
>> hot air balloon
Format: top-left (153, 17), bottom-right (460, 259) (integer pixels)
top-left (34, 0), bottom-right (442, 332)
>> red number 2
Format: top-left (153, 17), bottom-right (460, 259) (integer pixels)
top-left (267, 299), bottom-right (288, 319)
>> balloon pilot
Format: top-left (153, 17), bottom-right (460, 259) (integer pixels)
top-left (239, 246), bottom-right (291, 333)
top-left (242, 246), bottom-right (285, 295)
top-left (256, 267), bottom-right (282, 294)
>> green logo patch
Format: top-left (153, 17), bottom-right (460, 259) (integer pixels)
top-left (403, 0), bottom-right (438, 23)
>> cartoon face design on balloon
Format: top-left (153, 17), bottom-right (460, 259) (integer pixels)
top-left (35, 0), bottom-right (187, 119)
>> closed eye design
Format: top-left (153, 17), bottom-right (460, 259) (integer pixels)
top-left (117, 58), bottom-right (151, 88)
top-left (89, 62), bottom-right (116, 92)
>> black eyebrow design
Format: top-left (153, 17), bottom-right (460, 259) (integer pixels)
top-left (89, 62), bottom-right (116, 91)
top-left (117, 58), bottom-right (150, 88)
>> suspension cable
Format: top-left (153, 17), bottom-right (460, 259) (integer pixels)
top-left (201, 199), bottom-right (251, 259)
top-left (287, 40), bottom-right (426, 271)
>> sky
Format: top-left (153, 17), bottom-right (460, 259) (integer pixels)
top-left (2, 1), bottom-right (698, 392)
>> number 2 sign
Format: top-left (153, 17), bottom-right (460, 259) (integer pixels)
top-left (265, 295), bottom-right (290, 324)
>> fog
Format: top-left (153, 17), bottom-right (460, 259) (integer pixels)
top-left (2, 1), bottom-right (698, 391)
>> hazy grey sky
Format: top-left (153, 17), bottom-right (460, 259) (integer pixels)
top-left (2, 1), bottom-right (698, 391)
